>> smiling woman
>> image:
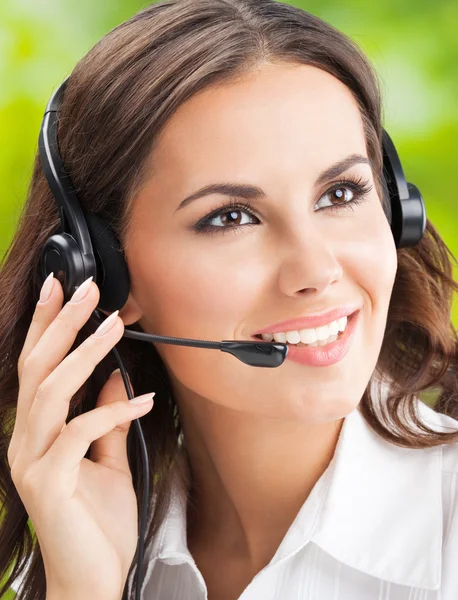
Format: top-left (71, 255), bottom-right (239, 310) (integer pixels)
top-left (1, 1), bottom-right (458, 600)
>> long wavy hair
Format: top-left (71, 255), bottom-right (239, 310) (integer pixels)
top-left (1, 0), bottom-right (457, 598)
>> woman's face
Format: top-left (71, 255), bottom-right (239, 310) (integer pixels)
top-left (123, 62), bottom-right (398, 423)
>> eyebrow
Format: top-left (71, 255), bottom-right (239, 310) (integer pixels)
top-left (174, 153), bottom-right (372, 212)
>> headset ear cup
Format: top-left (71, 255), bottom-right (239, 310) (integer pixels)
top-left (40, 232), bottom-right (88, 301)
top-left (381, 129), bottom-right (427, 249)
top-left (400, 183), bottom-right (427, 247)
top-left (84, 213), bottom-right (131, 312)
top-left (380, 175), bottom-right (393, 225)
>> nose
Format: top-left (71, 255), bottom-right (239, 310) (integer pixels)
top-left (276, 224), bottom-right (343, 297)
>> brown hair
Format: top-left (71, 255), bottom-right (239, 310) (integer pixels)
top-left (1, 0), bottom-right (457, 597)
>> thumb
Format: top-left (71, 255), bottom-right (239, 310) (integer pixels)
top-left (89, 368), bottom-right (135, 474)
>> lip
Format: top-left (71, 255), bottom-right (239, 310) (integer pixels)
top-left (251, 304), bottom-right (361, 336)
top-left (281, 309), bottom-right (360, 367)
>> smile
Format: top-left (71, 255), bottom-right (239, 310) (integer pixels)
top-left (253, 309), bottom-right (360, 367)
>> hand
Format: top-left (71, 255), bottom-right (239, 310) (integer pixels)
top-left (7, 275), bottom-right (155, 600)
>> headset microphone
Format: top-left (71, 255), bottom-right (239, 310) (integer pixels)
top-left (120, 326), bottom-right (288, 368)
top-left (37, 76), bottom-right (426, 600)
top-left (91, 310), bottom-right (288, 367)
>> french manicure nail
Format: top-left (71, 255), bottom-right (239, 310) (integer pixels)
top-left (94, 310), bottom-right (120, 337)
top-left (129, 393), bottom-right (155, 405)
top-left (70, 276), bottom-right (93, 303)
top-left (38, 272), bottom-right (55, 304)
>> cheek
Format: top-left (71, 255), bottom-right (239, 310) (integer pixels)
top-left (132, 237), bottom-right (267, 403)
top-left (131, 203), bottom-right (398, 423)
top-left (351, 202), bottom-right (398, 315)
top-left (143, 242), bottom-right (259, 338)
top-left (340, 203), bottom-right (398, 384)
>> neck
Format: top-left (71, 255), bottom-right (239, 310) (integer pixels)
top-left (176, 390), bottom-right (344, 570)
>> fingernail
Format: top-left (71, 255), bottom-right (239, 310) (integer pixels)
top-left (70, 276), bottom-right (93, 303)
top-left (38, 272), bottom-right (55, 304)
top-left (129, 393), bottom-right (155, 405)
top-left (94, 310), bottom-right (119, 337)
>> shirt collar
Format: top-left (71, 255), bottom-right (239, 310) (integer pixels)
top-left (135, 379), bottom-right (444, 592)
top-left (310, 392), bottom-right (443, 590)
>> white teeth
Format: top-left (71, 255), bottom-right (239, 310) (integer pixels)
top-left (299, 328), bottom-right (318, 344)
top-left (315, 324), bottom-right (331, 341)
top-left (328, 320), bottom-right (339, 336)
top-left (260, 315), bottom-right (349, 346)
top-left (261, 333), bottom-right (274, 342)
top-left (317, 334), bottom-right (339, 346)
top-left (337, 316), bottom-right (347, 331)
top-left (286, 331), bottom-right (301, 344)
top-left (272, 332), bottom-right (287, 343)
top-left (261, 332), bottom-right (275, 342)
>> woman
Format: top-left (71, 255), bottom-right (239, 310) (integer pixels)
top-left (1, 0), bottom-right (458, 598)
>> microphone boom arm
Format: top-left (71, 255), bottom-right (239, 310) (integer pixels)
top-left (120, 328), bottom-right (288, 368)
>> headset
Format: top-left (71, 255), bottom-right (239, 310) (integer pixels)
top-left (37, 75), bottom-right (426, 599)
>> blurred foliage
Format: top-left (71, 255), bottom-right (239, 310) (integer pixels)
top-left (1, 0), bottom-right (457, 330)
top-left (0, 3), bottom-right (456, 595)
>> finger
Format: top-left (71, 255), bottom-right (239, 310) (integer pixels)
top-left (22, 312), bottom-right (124, 464)
top-left (10, 275), bottom-right (67, 466)
top-left (17, 273), bottom-right (64, 381)
top-left (89, 369), bottom-right (134, 475)
top-left (42, 393), bottom-right (155, 494)
top-left (16, 278), bottom-right (100, 439)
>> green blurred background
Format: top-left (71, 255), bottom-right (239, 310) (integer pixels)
top-left (0, 3), bottom-right (457, 596)
top-left (1, 0), bottom-right (457, 326)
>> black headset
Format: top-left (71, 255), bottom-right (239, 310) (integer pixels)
top-left (37, 75), bottom-right (426, 599)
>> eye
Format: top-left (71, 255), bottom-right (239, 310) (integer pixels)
top-left (193, 200), bottom-right (259, 236)
top-left (193, 174), bottom-right (373, 236)
top-left (315, 178), bottom-right (372, 213)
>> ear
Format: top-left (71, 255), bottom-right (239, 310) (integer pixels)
top-left (98, 291), bottom-right (143, 326)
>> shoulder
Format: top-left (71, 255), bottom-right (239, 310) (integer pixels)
top-left (442, 434), bottom-right (458, 474)
top-left (416, 399), bottom-right (458, 474)
top-left (416, 400), bottom-right (458, 590)
top-left (424, 405), bottom-right (458, 591)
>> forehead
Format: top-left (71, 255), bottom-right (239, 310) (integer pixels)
top-left (137, 62), bottom-right (368, 216)
top-left (153, 62), bottom-right (365, 166)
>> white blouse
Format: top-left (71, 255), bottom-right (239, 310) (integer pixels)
top-left (124, 394), bottom-right (458, 600)
top-left (10, 387), bottom-right (458, 600)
